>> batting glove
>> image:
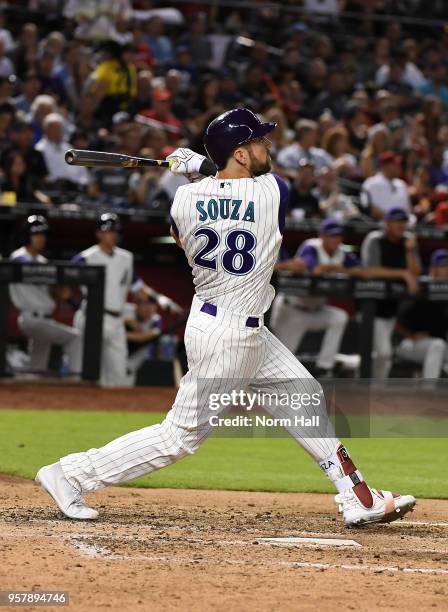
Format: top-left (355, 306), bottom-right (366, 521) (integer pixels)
top-left (166, 148), bottom-right (207, 176)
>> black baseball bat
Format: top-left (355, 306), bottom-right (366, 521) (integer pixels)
top-left (65, 149), bottom-right (217, 176)
top-left (65, 149), bottom-right (172, 169)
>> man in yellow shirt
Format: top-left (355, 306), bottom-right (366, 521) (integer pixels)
top-left (90, 40), bottom-right (137, 123)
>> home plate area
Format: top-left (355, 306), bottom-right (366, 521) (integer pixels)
top-left (1, 478), bottom-right (447, 612)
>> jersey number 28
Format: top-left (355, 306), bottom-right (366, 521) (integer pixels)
top-left (193, 227), bottom-right (256, 276)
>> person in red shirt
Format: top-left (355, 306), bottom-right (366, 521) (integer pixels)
top-left (137, 88), bottom-right (182, 143)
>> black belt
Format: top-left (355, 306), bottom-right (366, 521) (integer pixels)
top-left (200, 302), bottom-right (260, 328)
top-left (105, 309), bottom-right (122, 318)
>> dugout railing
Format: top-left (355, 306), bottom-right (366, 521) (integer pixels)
top-left (275, 273), bottom-right (448, 378)
top-left (0, 262), bottom-right (104, 382)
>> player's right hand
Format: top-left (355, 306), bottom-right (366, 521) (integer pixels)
top-left (167, 148), bottom-right (206, 176)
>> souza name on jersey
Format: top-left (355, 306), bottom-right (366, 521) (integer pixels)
top-left (196, 199), bottom-right (255, 223)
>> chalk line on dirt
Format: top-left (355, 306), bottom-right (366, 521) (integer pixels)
top-left (65, 534), bottom-right (448, 575)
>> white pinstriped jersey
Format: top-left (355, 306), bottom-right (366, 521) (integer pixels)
top-left (170, 173), bottom-right (288, 316)
top-left (74, 245), bottom-right (143, 313)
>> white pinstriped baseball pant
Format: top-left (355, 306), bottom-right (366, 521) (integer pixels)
top-left (60, 296), bottom-right (340, 491)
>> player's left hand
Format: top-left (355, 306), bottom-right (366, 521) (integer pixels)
top-left (157, 294), bottom-right (183, 314)
top-left (166, 148), bottom-right (206, 176)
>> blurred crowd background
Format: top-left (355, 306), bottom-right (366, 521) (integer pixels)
top-left (0, 0), bottom-right (448, 223)
top-left (2, 0), bottom-right (448, 386)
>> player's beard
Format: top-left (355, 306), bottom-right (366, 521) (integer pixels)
top-left (248, 149), bottom-right (272, 176)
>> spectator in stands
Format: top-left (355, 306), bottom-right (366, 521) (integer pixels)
top-left (0, 149), bottom-right (50, 204)
top-left (133, 69), bottom-right (153, 113)
top-left (8, 22), bottom-right (38, 79)
top-left (314, 166), bottom-right (359, 220)
top-left (63, 0), bottom-right (132, 41)
top-left (144, 16), bottom-right (173, 65)
top-left (35, 112), bottom-right (92, 189)
top-left (124, 296), bottom-right (162, 386)
top-left (0, 102), bottom-right (14, 154)
top-left (2, 119), bottom-right (47, 187)
top-left (180, 14), bottom-right (212, 68)
top-left (343, 101), bottom-right (368, 155)
top-left (360, 151), bottom-right (411, 219)
top-left (137, 88), bottom-right (182, 143)
top-left (36, 49), bottom-right (67, 105)
top-left (89, 40), bottom-right (137, 126)
top-left (361, 207), bottom-right (421, 379)
top-left (321, 125), bottom-right (359, 178)
top-left (271, 219), bottom-right (362, 376)
top-left (420, 63), bottom-right (448, 106)
top-left (359, 126), bottom-right (391, 178)
top-left (376, 48), bottom-right (426, 92)
top-left (0, 74), bottom-right (16, 106)
top-left (311, 67), bottom-right (348, 119)
top-left (288, 159), bottom-right (320, 219)
top-left (429, 143), bottom-right (448, 188)
top-left (277, 119), bottom-right (332, 180)
top-left (388, 118), bottom-right (407, 153)
top-left (29, 94), bottom-right (57, 145)
top-left (395, 249), bottom-right (448, 379)
top-left (0, 39), bottom-right (14, 78)
top-left (14, 70), bottom-right (40, 114)
top-left (0, 13), bottom-right (13, 53)
top-left (408, 162), bottom-right (436, 219)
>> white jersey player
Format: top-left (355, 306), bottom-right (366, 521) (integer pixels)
top-left (36, 109), bottom-right (415, 527)
top-left (9, 215), bottom-right (81, 374)
top-left (72, 212), bottom-right (181, 387)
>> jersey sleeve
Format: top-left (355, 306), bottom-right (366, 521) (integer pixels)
top-left (170, 214), bottom-right (180, 239)
top-left (361, 233), bottom-right (381, 266)
top-left (273, 174), bottom-right (290, 235)
top-left (297, 243), bottom-right (318, 271)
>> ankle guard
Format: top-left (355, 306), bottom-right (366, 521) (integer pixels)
top-left (320, 444), bottom-right (373, 508)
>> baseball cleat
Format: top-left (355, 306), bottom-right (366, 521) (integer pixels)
top-left (35, 462), bottom-right (98, 520)
top-left (336, 487), bottom-right (416, 527)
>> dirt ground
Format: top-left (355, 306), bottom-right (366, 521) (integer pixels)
top-left (1, 383), bottom-right (447, 611)
top-left (0, 476), bottom-right (447, 612)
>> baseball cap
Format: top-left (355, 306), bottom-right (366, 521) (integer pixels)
top-left (431, 249), bottom-right (448, 266)
top-left (384, 207), bottom-right (409, 221)
top-left (319, 218), bottom-right (344, 235)
top-left (379, 150), bottom-right (401, 165)
top-left (152, 88), bottom-right (171, 102)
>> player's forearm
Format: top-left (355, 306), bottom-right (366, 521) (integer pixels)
top-left (274, 258), bottom-right (306, 273)
top-left (313, 264), bottom-right (347, 275)
top-left (406, 251), bottom-right (421, 277)
top-left (362, 266), bottom-right (412, 281)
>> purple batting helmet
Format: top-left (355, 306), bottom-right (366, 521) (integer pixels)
top-left (204, 108), bottom-right (277, 170)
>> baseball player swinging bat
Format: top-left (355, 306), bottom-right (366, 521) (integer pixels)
top-left (36, 109), bottom-right (415, 527)
top-left (65, 149), bottom-right (217, 176)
